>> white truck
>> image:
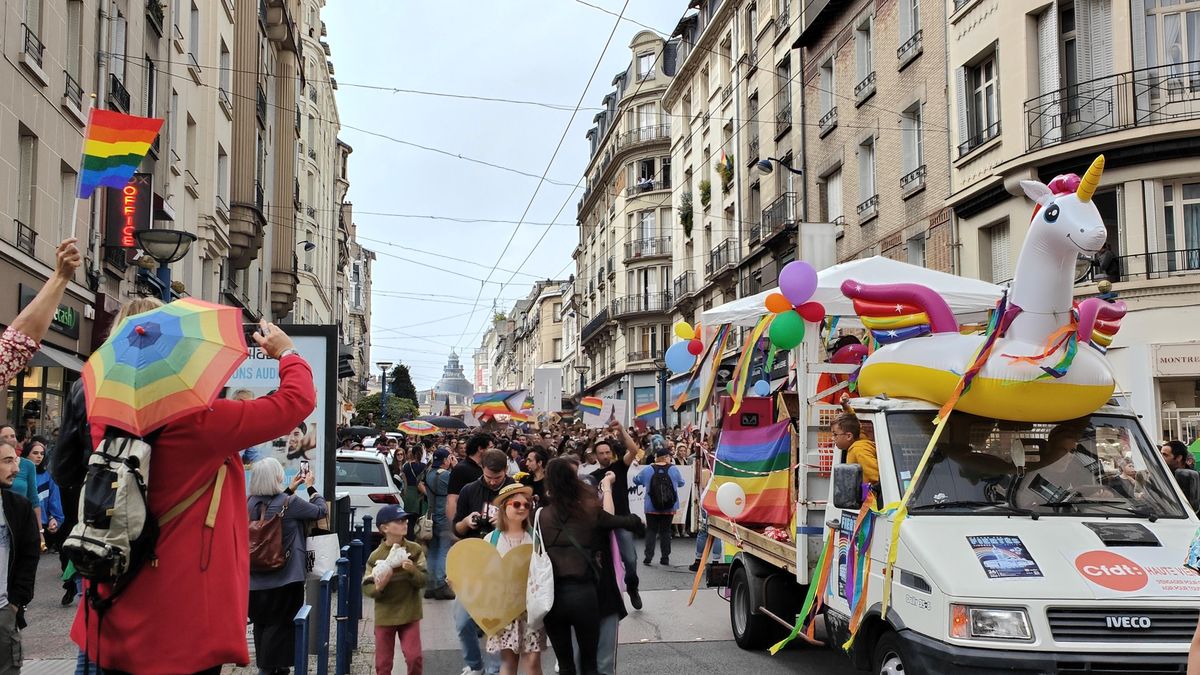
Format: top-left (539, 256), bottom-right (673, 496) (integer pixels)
top-left (699, 258), bottom-right (1200, 674)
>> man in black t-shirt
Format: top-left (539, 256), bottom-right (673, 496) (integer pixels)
top-left (445, 432), bottom-right (494, 525)
top-left (525, 447), bottom-right (549, 508)
top-left (590, 420), bottom-right (644, 610)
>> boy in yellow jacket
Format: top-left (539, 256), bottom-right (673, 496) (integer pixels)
top-left (834, 393), bottom-right (879, 485)
top-left (363, 505), bottom-right (427, 675)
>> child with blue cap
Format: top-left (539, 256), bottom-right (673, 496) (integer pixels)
top-left (363, 504), bottom-right (427, 674)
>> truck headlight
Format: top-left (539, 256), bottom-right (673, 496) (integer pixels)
top-left (950, 605), bottom-right (1033, 641)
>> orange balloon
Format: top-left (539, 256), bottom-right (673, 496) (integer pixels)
top-left (765, 293), bottom-right (791, 314)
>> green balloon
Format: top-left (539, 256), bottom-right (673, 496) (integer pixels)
top-left (769, 310), bottom-right (806, 349)
top-left (725, 380), bottom-right (735, 396)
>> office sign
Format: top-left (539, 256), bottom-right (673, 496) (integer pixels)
top-left (104, 173), bottom-right (152, 248)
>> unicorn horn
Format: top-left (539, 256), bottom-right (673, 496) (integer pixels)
top-left (1076, 154), bottom-right (1105, 202)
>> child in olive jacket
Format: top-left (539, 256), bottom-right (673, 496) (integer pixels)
top-left (362, 505), bottom-right (427, 675)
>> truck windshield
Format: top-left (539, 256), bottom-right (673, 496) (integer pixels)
top-left (886, 412), bottom-right (1188, 519)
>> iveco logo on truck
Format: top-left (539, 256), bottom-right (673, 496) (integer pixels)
top-left (1105, 616), bottom-right (1152, 629)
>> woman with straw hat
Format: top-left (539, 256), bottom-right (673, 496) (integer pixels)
top-left (484, 482), bottom-right (545, 675)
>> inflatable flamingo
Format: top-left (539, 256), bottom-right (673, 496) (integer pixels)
top-left (841, 156), bottom-right (1127, 422)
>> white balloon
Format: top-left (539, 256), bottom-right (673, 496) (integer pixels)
top-left (716, 482), bottom-right (747, 519)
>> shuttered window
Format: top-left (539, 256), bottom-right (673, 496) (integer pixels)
top-left (825, 169), bottom-right (843, 222)
top-left (858, 138), bottom-right (875, 202)
top-left (17, 130), bottom-right (36, 226)
top-left (986, 221), bottom-right (1012, 283)
top-left (901, 103), bottom-right (923, 173)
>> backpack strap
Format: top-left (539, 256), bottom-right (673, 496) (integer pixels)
top-left (161, 463), bottom-right (228, 527)
top-left (488, 529), bottom-right (501, 546)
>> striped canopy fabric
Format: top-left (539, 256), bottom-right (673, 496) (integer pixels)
top-left (77, 109), bottom-right (165, 198)
top-left (82, 298), bottom-right (247, 436)
top-left (702, 419), bottom-right (792, 526)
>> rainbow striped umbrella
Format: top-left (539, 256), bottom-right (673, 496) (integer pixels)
top-left (398, 420), bottom-right (439, 436)
top-left (82, 298), bottom-right (248, 436)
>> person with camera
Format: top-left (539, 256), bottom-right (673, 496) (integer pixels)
top-left (247, 457), bottom-right (328, 675)
top-left (450, 448), bottom-right (513, 675)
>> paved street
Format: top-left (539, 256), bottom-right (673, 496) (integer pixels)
top-left (25, 539), bottom-right (858, 674)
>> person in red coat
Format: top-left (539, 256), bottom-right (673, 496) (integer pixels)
top-left (70, 320), bottom-right (317, 675)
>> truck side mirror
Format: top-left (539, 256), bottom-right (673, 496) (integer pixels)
top-left (833, 464), bottom-right (864, 510)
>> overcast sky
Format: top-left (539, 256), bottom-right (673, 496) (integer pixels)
top-left (323, 1), bottom-right (684, 389)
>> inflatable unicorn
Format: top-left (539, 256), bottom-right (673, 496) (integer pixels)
top-left (841, 156), bottom-right (1127, 422)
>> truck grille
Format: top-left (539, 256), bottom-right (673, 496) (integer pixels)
top-left (1047, 607), bottom-right (1198, 643)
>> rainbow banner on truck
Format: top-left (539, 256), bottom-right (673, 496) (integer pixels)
top-left (702, 419), bottom-right (791, 526)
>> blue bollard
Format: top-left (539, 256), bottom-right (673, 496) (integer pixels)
top-left (362, 515), bottom-right (373, 543)
top-left (293, 604), bottom-right (311, 675)
top-left (335, 556), bottom-right (351, 675)
top-left (349, 538), bottom-right (365, 649)
top-left (317, 570), bottom-right (334, 675)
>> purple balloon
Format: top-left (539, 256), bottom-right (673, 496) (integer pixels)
top-left (779, 261), bottom-right (818, 306)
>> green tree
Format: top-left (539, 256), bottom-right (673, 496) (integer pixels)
top-left (351, 392), bottom-right (418, 428)
top-left (390, 362), bottom-right (419, 404)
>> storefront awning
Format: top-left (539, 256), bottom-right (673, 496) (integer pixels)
top-left (29, 344), bottom-right (85, 371)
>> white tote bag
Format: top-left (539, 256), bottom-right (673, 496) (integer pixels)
top-left (526, 507), bottom-right (555, 630)
top-left (306, 531), bottom-right (342, 577)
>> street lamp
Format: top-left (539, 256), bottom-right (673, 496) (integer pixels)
top-left (376, 360), bottom-right (393, 430)
top-left (298, 240), bottom-right (316, 252)
top-left (136, 229), bottom-right (197, 302)
top-left (574, 364), bottom-right (588, 399)
top-left (653, 356), bottom-right (668, 429)
top-left (755, 157), bottom-right (804, 176)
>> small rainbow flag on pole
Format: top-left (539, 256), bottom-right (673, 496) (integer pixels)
top-left (580, 397), bottom-right (603, 415)
top-left (78, 109), bottom-right (164, 198)
top-left (634, 401), bottom-right (661, 421)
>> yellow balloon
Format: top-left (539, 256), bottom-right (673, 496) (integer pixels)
top-left (674, 322), bottom-right (695, 340)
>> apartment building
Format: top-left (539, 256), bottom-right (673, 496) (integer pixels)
top-left (575, 30), bottom-right (677, 406)
top-left (797, 0), bottom-right (953, 271)
top-left (943, 0), bottom-right (1200, 442)
top-left (559, 276), bottom-right (582, 401)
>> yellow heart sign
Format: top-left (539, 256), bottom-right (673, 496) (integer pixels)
top-left (445, 539), bottom-right (533, 637)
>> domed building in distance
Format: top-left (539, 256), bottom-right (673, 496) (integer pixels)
top-left (418, 352), bottom-right (475, 415)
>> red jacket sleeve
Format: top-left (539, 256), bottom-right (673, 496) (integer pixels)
top-left (197, 354), bottom-right (317, 451)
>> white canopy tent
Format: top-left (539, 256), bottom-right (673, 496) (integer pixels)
top-left (700, 256), bottom-right (1005, 328)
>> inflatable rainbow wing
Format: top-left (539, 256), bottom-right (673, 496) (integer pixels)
top-left (840, 280), bottom-right (958, 345)
top-left (1074, 298), bottom-right (1127, 351)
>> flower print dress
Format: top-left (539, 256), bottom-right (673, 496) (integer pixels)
top-left (484, 529), bottom-right (546, 654)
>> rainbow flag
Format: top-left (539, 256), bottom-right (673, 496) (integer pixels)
top-left (509, 394), bottom-right (536, 423)
top-left (580, 397), bottom-right (603, 415)
top-left (472, 390), bottom-right (522, 421)
top-left (851, 298), bottom-right (932, 345)
top-left (634, 401), bottom-right (661, 420)
top-left (77, 109), bottom-right (164, 198)
top-left (702, 420), bottom-right (791, 526)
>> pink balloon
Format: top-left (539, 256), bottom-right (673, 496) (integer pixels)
top-left (780, 261), bottom-right (818, 306)
top-left (687, 338), bottom-right (704, 355)
top-left (797, 301), bottom-right (826, 323)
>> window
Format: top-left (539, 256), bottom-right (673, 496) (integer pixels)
top-left (305, 230), bottom-right (315, 269)
top-left (900, 0), bottom-right (921, 41)
top-left (747, 4), bottom-right (758, 55)
top-left (1160, 181), bottom-right (1200, 270)
top-left (216, 145), bottom-right (229, 203)
top-left (661, 155), bottom-right (672, 188)
top-left (169, 89), bottom-right (179, 153)
top-left (552, 302), bottom-right (562, 321)
top-left (682, 89), bottom-right (692, 120)
top-left (307, 114), bottom-right (315, 147)
top-left (776, 56), bottom-right (792, 108)
top-left (963, 53), bottom-right (1000, 152)
top-left (188, 2), bottom-right (199, 59)
top-left (110, 10), bottom-right (126, 80)
top-left (219, 40), bottom-right (231, 92)
top-left (59, 167), bottom-right (76, 243)
top-left (144, 56), bottom-right (157, 117)
top-left (637, 52), bottom-right (655, 80)
top-left (748, 93), bottom-right (760, 145)
top-left (638, 210), bottom-right (656, 240)
top-left (819, 58), bottom-right (835, 114)
top-left (552, 338), bottom-right (563, 361)
top-left (901, 102), bottom-right (923, 173)
top-left (907, 234), bottom-right (926, 267)
top-left (1144, 0), bottom-right (1200, 74)
top-left (855, 16), bottom-right (873, 82)
top-left (821, 168), bottom-right (843, 222)
top-left (17, 129), bottom-right (36, 229)
top-left (66, 0), bottom-right (82, 78)
top-left (24, 0), bottom-right (41, 33)
top-left (982, 221), bottom-right (1012, 283)
top-left (186, 115), bottom-right (197, 172)
top-left (858, 137), bottom-right (875, 202)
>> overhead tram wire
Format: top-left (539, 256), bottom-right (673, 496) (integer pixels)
top-left (451, 0), bottom-right (634, 352)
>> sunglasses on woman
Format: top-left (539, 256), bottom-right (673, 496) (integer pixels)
top-left (506, 500), bottom-right (529, 509)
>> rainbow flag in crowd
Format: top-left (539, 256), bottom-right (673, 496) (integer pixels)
top-left (509, 394), bottom-right (536, 423)
top-left (634, 401), bottom-right (661, 420)
top-left (472, 390), bottom-right (525, 421)
top-left (702, 419), bottom-right (791, 526)
top-left (580, 397), bottom-right (603, 415)
top-left (77, 109), bottom-right (164, 198)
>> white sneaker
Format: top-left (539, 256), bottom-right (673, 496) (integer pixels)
top-left (459, 668), bottom-right (483, 675)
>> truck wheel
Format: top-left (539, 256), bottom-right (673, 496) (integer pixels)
top-left (729, 566), bottom-right (781, 650)
top-left (871, 630), bottom-right (906, 675)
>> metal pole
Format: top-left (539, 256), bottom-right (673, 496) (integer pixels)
top-left (379, 365), bottom-right (389, 430)
top-left (335, 556), bottom-right (350, 675)
top-left (157, 264), bottom-right (171, 302)
top-left (317, 570), bottom-right (334, 675)
top-left (348, 539), bottom-right (364, 650)
top-left (293, 604), bottom-right (311, 675)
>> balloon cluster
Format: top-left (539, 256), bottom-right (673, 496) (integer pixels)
top-left (765, 261), bottom-right (824, 350)
top-left (665, 321), bottom-right (704, 374)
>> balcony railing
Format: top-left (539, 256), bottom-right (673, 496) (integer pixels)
top-left (612, 292), bottom-right (672, 317)
top-left (63, 71), bottom-right (83, 109)
top-left (295, 108), bottom-right (301, 133)
top-left (854, 71), bottom-right (877, 105)
top-left (722, 83), bottom-right (732, 101)
top-left (146, 0), bottom-right (165, 36)
top-left (254, 180), bottom-right (265, 212)
top-left (760, 192), bottom-right (798, 241)
top-left (777, 5), bottom-right (790, 37)
top-left (901, 165), bottom-right (927, 194)
top-left (625, 177), bottom-right (670, 196)
top-left (1096, 248), bottom-right (1200, 282)
top-left (705, 239), bottom-right (741, 278)
top-left (104, 245), bottom-right (128, 270)
top-left (108, 73), bottom-right (131, 112)
top-left (1025, 60), bottom-right (1200, 151)
top-left (218, 87), bottom-right (232, 113)
top-left (818, 106), bottom-right (838, 137)
top-left (673, 270), bottom-right (696, 300)
top-left (12, 219), bottom-right (35, 256)
top-left (616, 124), bottom-right (671, 151)
top-left (624, 236), bottom-right (671, 261)
top-left (256, 84), bottom-right (268, 126)
top-left (856, 194), bottom-right (879, 219)
top-left (959, 120), bottom-right (1001, 157)
top-left (626, 350), bottom-right (662, 363)
top-left (606, 256), bottom-right (614, 276)
top-left (308, 148), bottom-right (317, 160)
top-left (897, 29), bottom-right (923, 67)
top-left (580, 307), bottom-right (610, 344)
top-left (748, 135), bottom-right (760, 162)
top-left (739, 275), bottom-right (761, 298)
top-left (775, 102), bottom-right (792, 137)
top-left (21, 24), bottom-right (43, 68)
top-left (306, 206), bottom-right (317, 218)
